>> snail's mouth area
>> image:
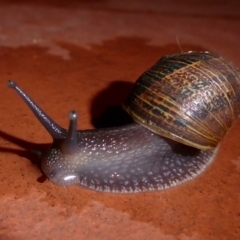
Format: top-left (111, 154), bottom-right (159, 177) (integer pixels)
top-left (45, 167), bottom-right (79, 186)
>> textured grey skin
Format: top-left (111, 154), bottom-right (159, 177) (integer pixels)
top-left (42, 123), bottom-right (217, 193)
top-left (8, 80), bottom-right (217, 193)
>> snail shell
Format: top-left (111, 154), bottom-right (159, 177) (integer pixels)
top-left (124, 51), bottom-right (240, 150)
top-left (7, 51), bottom-right (240, 193)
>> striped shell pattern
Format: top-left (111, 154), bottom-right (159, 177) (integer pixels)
top-left (124, 51), bottom-right (240, 150)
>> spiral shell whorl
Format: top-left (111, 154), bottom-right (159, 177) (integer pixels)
top-left (124, 51), bottom-right (240, 150)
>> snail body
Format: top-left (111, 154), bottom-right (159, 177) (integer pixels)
top-left (8, 51), bottom-right (240, 193)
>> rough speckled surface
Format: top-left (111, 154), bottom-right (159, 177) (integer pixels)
top-left (0, 0), bottom-right (240, 239)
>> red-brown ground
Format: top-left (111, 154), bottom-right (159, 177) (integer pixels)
top-left (0, 1), bottom-right (239, 239)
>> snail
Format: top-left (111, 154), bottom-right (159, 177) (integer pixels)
top-left (8, 51), bottom-right (240, 193)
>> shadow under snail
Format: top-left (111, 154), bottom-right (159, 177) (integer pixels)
top-left (8, 51), bottom-right (240, 193)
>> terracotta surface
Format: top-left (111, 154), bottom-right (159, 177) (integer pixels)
top-left (0, 1), bottom-right (239, 239)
